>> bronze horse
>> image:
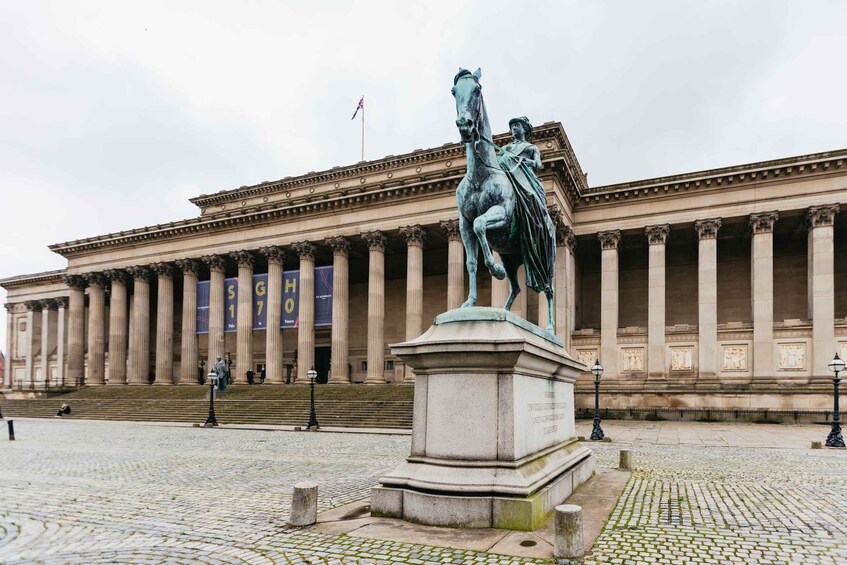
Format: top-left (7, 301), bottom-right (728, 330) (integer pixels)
top-left (451, 68), bottom-right (557, 334)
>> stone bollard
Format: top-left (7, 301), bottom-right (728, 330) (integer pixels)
top-left (619, 449), bottom-right (632, 470)
top-left (289, 481), bottom-right (318, 526)
top-left (554, 504), bottom-right (583, 560)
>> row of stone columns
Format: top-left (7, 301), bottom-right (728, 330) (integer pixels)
top-left (596, 204), bottom-right (840, 380)
top-left (17, 298), bottom-right (67, 386)
top-left (47, 216), bottom-right (578, 386)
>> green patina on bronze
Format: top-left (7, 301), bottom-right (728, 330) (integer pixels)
top-left (451, 68), bottom-right (557, 335)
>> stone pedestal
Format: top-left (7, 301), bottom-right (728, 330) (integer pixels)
top-left (371, 307), bottom-right (594, 531)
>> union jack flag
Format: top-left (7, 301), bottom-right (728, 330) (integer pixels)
top-left (351, 96), bottom-right (364, 120)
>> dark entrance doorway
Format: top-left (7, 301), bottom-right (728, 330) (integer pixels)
top-left (315, 347), bottom-right (330, 384)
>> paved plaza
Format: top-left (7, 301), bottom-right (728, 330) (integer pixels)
top-left (0, 419), bottom-right (845, 564)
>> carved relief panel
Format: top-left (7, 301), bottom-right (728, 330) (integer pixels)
top-left (621, 348), bottom-right (644, 373)
top-left (721, 345), bottom-right (748, 371)
top-left (576, 349), bottom-right (598, 370)
top-left (670, 347), bottom-right (694, 371)
top-left (777, 343), bottom-right (805, 371)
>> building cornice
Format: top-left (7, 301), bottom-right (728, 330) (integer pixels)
top-left (580, 149), bottom-right (847, 206)
top-left (49, 175), bottom-right (464, 257)
top-left (0, 269), bottom-right (67, 290)
top-left (188, 122), bottom-right (586, 209)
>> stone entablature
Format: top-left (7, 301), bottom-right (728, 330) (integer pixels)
top-left (582, 149), bottom-right (847, 201)
top-left (0, 269), bottom-right (66, 289)
top-left (188, 122), bottom-right (586, 211)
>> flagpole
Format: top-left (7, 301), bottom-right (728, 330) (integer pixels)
top-left (361, 101), bottom-right (365, 162)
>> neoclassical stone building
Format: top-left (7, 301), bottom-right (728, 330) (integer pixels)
top-left (3, 122), bottom-right (847, 414)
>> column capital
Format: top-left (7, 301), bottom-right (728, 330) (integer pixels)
top-left (83, 272), bottom-right (107, 288)
top-left (4, 302), bottom-right (14, 312)
top-left (362, 230), bottom-right (386, 252)
top-left (230, 250), bottom-right (255, 269)
top-left (24, 300), bottom-right (41, 311)
top-left (555, 224), bottom-right (576, 250)
top-left (54, 296), bottom-right (68, 309)
top-left (749, 211), bottom-right (778, 234)
top-left (103, 269), bottom-right (129, 284)
top-left (439, 219), bottom-right (461, 242)
top-left (126, 265), bottom-right (152, 281)
top-left (325, 237), bottom-right (351, 256)
top-left (259, 245), bottom-right (286, 265)
top-left (400, 225), bottom-right (426, 247)
top-left (645, 224), bottom-right (670, 245)
top-left (598, 230), bottom-right (621, 250)
top-left (151, 262), bottom-right (175, 279)
top-left (39, 299), bottom-right (54, 310)
top-left (694, 218), bottom-right (722, 240)
top-left (62, 274), bottom-right (87, 291)
top-left (807, 203), bottom-right (840, 228)
top-left (202, 254), bottom-right (227, 273)
top-left (175, 258), bottom-right (201, 276)
top-left (293, 241), bottom-right (316, 260)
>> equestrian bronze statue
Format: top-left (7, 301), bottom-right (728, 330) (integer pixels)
top-left (451, 68), bottom-right (557, 334)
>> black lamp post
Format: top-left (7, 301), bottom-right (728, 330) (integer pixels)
top-left (826, 353), bottom-right (845, 448)
top-left (307, 366), bottom-right (320, 430)
top-left (590, 359), bottom-right (605, 441)
top-left (204, 372), bottom-right (219, 427)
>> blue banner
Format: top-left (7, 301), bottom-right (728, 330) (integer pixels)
top-left (315, 265), bottom-right (333, 327)
top-left (197, 281), bottom-right (210, 334)
top-left (253, 274), bottom-right (268, 330)
top-left (225, 278), bottom-right (238, 332)
top-left (197, 267), bottom-right (333, 333)
top-left (282, 270), bottom-right (300, 327)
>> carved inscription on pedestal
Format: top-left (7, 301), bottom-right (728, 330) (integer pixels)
top-left (722, 345), bottom-right (748, 371)
top-left (621, 348), bottom-right (644, 373)
top-left (576, 349), bottom-right (598, 369)
top-left (778, 343), bottom-right (805, 371)
top-left (528, 399), bottom-right (569, 435)
top-left (670, 347), bottom-right (693, 371)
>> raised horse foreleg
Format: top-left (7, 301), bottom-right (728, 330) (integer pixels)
top-left (472, 206), bottom-right (509, 280)
top-left (458, 215), bottom-right (479, 307)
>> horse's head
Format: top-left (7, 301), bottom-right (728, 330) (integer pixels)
top-left (452, 68), bottom-right (482, 143)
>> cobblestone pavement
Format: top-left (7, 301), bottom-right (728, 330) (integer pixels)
top-left (1, 419), bottom-right (846, 564)
top-left (585, 442), bottom-right (847, 564)
top-left (0, 420), bottom-right (545, 564)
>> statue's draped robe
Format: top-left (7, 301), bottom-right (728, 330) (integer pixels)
top-left (497, 141), bottom-right (555, 294)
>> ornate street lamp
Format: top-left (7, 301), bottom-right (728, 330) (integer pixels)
top-left (204, 372), bottom-right (219, 427)
top-left (307, 366), bottom-right (320, 430)
top-left (826, 353), bottom-right (845, 448)
top-left (590, 359), bottom-right (605, 441)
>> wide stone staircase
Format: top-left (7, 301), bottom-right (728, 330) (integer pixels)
top-left (0, 384), bottom-right (414, 430)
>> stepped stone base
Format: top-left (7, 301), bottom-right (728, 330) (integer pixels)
top-left (372, 307), bottom-right (593, 531)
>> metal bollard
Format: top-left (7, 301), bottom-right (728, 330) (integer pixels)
top-left (554, 504), bottom-right (584, 559)
top-left (8, 420), bottom-right (15, 441)
top-left (289, 482), bottom-right (318, 526)
top-left (619, 449), bottom-right (632, 470)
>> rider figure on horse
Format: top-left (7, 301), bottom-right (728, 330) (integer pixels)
top-left (497, 116), bottom-right (556, 299)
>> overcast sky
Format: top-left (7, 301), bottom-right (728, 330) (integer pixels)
top-left (1, 0), bottom-right (846, 354)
